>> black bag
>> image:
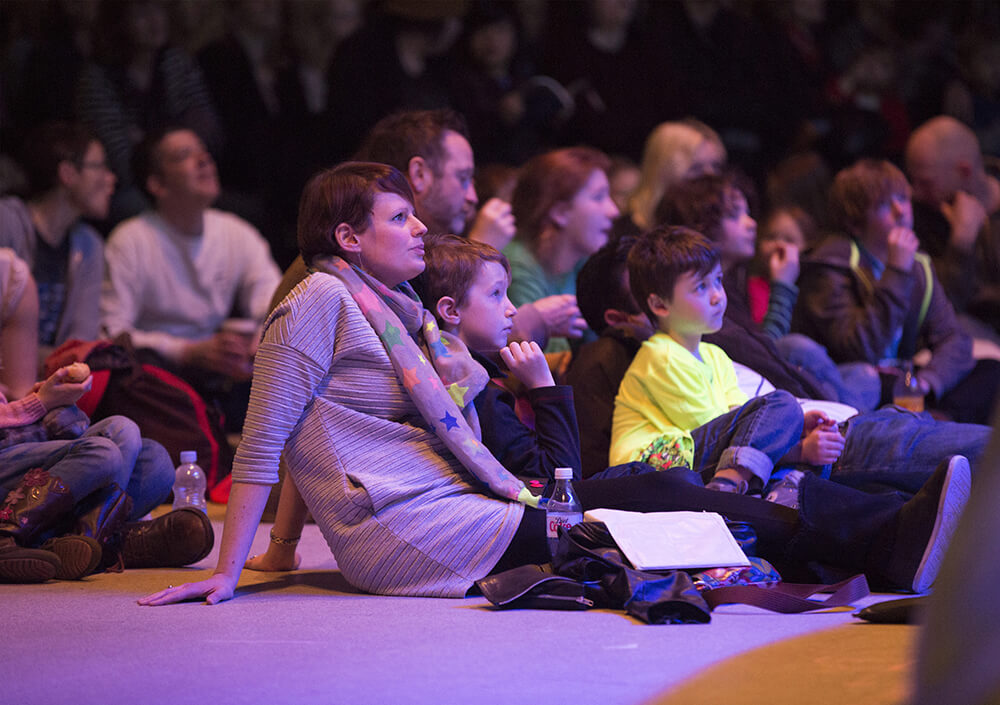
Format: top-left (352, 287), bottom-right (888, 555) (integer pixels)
top-left (478, 522), bottom-right (712, 624)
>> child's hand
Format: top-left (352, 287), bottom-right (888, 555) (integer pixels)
top-left (803, 409), bottom-right (834, 433)
top-left (532, 295), bottom-right (587, 339)
top-left (886, 227), bottom-right (918, 272)
top-left (767, 242), bottom-right (800, 286)
top-left (801, 426), bottom-right (845, 466)
top-left (499, 341), bottom-right (555, 390)
top-left (35, 366), bottom-right (92, 411)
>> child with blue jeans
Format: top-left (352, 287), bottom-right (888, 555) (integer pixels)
top-left (611, 226), bottom-right (844, 496)
top-left (246, 233), bottom-right (971, 593)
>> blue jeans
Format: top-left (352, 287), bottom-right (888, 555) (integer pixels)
top-left (776, 333), bottom-right (881, 412)
top-left (0, 416), bottom-right (173, 520)
top-left (691, 390), bottom-right (804, 486)
top-left (831, 406), bottom-right (991, 496)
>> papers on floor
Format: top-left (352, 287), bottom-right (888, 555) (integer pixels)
top-left (583, 508), bottom-right (751, 571)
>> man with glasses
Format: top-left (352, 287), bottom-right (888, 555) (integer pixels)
top-left (0, 121), bottom-right (116, 358)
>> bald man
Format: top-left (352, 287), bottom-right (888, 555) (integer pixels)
top-left (906, 116), bottom-right (1000, 334)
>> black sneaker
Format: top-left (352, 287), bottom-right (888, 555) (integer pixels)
top-left (879, 455), bottom-right (971, 593)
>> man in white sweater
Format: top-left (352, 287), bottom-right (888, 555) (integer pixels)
top-left (101, 127), bottom-right (281, 429)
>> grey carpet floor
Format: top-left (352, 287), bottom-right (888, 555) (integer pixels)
top-left (2, 505), bottom-right (906, 705)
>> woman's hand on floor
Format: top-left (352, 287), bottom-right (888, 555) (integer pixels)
top-left (137, 573), bottom-right (237, 606)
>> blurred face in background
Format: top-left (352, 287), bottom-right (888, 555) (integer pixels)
top-left (66, 141), bottom-right (116, 220)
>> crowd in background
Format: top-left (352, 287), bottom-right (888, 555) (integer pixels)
top-left (1, 0), bottom-right (998, 269)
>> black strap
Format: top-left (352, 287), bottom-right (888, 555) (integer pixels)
top-left (702, 573), bottom-right (870, 613)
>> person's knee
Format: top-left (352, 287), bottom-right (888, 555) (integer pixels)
top-left (88, 415), bottom-right (142, 465)
top-left (65, 436), bottom-right (126, 487)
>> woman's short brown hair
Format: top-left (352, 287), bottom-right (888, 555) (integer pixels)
top-left (297, 162), bottom-right (414, 265)
top-left (829, 159), bottom-right (910, 235)
top-left (511, 147), bottom-right (610, 244)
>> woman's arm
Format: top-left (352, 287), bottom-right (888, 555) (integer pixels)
top-left (138, 481), bottom-right (271, 605)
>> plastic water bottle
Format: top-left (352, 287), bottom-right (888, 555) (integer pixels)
top-left (172, 450), bottom-right (207, 512)
top-left (546, 467), bottom-right (583, 558)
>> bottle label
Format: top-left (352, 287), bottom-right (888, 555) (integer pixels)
top-left (546, 512), bottom-right (583, 539)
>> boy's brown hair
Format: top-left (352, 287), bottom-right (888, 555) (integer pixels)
top-left (419, 233), bottom-right (510, 317)
top-left (829, 159), bottom-right (911, 235)
top-left (628, 226), bottom-right (720, 325)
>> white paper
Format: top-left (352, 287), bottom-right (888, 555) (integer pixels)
top-left (583, 508), bottom-right (751, 571)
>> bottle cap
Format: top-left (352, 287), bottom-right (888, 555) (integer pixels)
top-left (554, 467), bottom-right (574, 480)
top-left (180, 450), bottom-right (197, 464)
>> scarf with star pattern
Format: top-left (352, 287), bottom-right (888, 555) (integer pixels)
top-left (312, 256), bottom-right (536, 507)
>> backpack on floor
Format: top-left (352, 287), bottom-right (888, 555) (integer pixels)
top-left (46, 335), bottom-right (234, 494)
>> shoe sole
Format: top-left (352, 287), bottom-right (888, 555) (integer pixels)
top-left (0, 556), bottom-right (59, 583)
top-left (45, 536), bottom-right (103, 580)
top-left (911, 456), bottom-right (971, 593)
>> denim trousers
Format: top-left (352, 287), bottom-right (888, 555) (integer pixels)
top-left (690, 389), bottom-right (804, 485)
top-left (831, 405), bottom-right (991, 496)
top-left (0, 416), bottom-right (173, 519)
top-left (776, 333), bottom-right (881, 412)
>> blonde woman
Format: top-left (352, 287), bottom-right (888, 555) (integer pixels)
top-left (627, 119), bottom-right (727, 232)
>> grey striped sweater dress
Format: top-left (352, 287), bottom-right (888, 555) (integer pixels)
top-left (232, 273), bottom-right (523, 597)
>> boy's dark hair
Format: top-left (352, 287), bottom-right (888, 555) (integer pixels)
top-left (419, 233), bottom-right (510, 320)
top-left (19, 121), bottom-right (97, 198)
top-left (354, 109), bottom-right (471, 176)
top-left (653, 171), bottom-right (757, 243)
top-left (628, 226), bottom-right (720, 325)
top-left (131, 124), bottom-right (201, 199)
top-left (297, 162), bottom-right (414, 266)
top-left (829, 158), bottom-right (910, 235)
top-left (576, 235), bottom-right (640, 333)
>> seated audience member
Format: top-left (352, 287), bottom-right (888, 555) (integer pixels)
top-left (793, 159), bottom-right (1000, 424)
top-left (0, 249), bottom-right (212, 582)
top-left (569, 236), bottom-right (991, 490)
top-left (0, 123), bottom-right (115, 361)
top-left (610, 227), bottom-right (841, 496)
top-left (506, 147), bottom-right (620, 353)
top-left (620, 119), bottom-right (727, 236)
top-left (610, 227), bottom-right (989, 504)
top-left (905, 116), bottom-right (1000, 337)
top-left (140, 165), bottom-right (972, 604)
top-left (657, 173), bottom-right (880, 411)
top-left (272, 109), bottom-right (582, 349)
top-left (100, 127), bottom-right (282, 431)
top-left (566, 235), bottom-right (653, 479)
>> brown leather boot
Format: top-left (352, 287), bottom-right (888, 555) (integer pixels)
top-left (120, 508), bottom-right (214, 568)
top-left (72, 484), bottom-right (133, 572)
top-left (0, 468), bottom-right (76, 546)
top-left (0, 536), bottom-right (61, 583)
